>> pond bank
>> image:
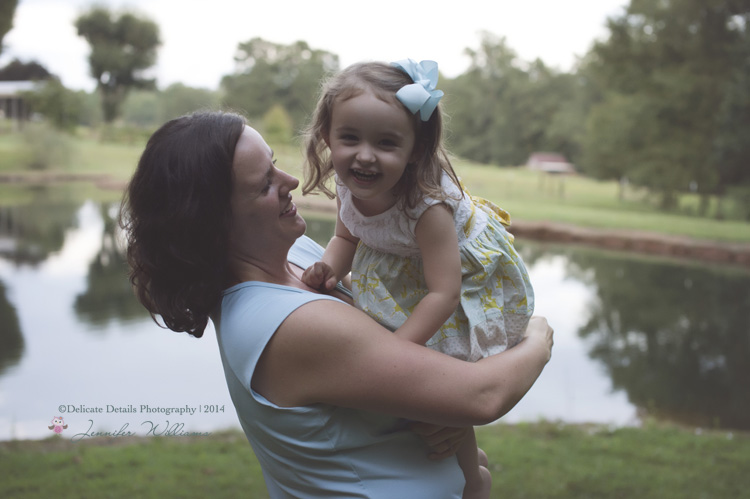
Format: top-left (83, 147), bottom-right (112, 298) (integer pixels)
top-left (0, 172), bottom-right (122, 190)
top-left (296, 196), bottom-right (750, 267)
top-left (4, 173), bottom-right (749, 267)
top-left (508, 220), bottom-right (750, 267)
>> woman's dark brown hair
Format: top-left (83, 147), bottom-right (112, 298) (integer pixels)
top-left (119, 111), bottom-right (246, 337)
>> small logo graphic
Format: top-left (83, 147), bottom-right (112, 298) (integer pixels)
top-left (49, 416), bottom-right (68, 434)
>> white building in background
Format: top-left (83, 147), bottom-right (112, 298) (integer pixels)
top-left (0, 80), bottom-right (37, 128)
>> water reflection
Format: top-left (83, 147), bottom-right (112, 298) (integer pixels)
top-left (0, 280), bottom-right (24, 375)
top-left (73, 204), bottom-right (150, 326)
top-left (1, 193), bottom-right (749, 440)
top-left (0, 188), bottom-right (80, 265)
top-left (556, 247), bottom-right (750, 430)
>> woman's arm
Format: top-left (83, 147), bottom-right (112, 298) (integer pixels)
top-left (394, 203), bottom-right (462, 345)
top-left (254, 300), bottom-right (553, 428)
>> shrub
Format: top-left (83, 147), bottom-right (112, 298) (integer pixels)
top-left (21, 121), bottom-right (72, 170)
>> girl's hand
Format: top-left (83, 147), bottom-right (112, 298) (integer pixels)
top-left (408, 422), bottom-right (470, 460)
top-left (302, 261), bottom-right (338, 292)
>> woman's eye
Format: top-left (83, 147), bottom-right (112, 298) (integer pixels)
top-left (260, 177), bottom-right (272, 194)
top-left (261, 162), bottom-right (276, 193)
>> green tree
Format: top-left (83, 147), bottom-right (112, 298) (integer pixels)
top-left (21, 122), bottom-right (72, 169)
top-left (0, 58), bottom-right (51, 80)
top-left (544, 62), bottom-right (602, 169)
top-left (23, 78), bottom-right (85, 131)
top-left (121, 89), bottom-right (158, 127)
top-left (221, 38), bottom-right (338, 127)
top-left (121, 84), bottom-right (219, 128)
top-left (444, 33), bottom-right (586, 167)
top-left (0, 0), bottom-right (18, 55)
top-left (712, 16), bottom-right (750, 219)
top-left (158, 83), bottom-right (218, 121)
top-left (262, 104), bottom-right (295, 144)
top-left (75, 7), bottom-right (160, 123)
top-left (444, 34), bottom-right (527, 165)
top-left (78, 90), bottom-right (103, 127)
top-left (581, 92), bottom-right (647, 200)
top-left (583, 0), bottom-right (750, 211)
top-left (515, 60), bottom-right (588, 165)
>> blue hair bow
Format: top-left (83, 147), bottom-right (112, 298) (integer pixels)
top-left (391, 59), bottom-right (444, 121)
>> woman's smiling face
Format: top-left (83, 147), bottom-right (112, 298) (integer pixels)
top-left (229, 126), bottom-right (306, 249)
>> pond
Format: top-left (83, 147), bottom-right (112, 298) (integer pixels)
top-left (1, 185), bottom-right (748, 441)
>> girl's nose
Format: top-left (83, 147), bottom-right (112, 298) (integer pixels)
top-left (356, 144), bottom-right (375, 164)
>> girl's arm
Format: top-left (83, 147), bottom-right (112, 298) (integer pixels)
top-left (302, 198), bottom-right (359, 291)
top-left (255, 302), bottom-right (553, 427)
top-left (394, 203), bottom-right (462, 345)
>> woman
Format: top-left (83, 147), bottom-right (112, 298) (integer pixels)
top-left (120, 111), bottom-right (553, 498)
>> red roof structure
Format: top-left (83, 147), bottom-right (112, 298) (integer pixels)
top-left (526, 152), bottom-right (577, 174)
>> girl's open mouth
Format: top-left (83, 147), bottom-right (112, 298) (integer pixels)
top-left (351, 169), bottom-right (379, 182)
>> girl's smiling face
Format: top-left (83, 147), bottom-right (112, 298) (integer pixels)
top-left (326, 88), bottom-right (416, 216)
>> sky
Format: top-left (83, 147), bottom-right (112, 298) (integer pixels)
top-left (1, 0), bottom-right (629, 92)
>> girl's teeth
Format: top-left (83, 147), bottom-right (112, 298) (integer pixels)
top-left (352, 170), bottom-right (377, 181)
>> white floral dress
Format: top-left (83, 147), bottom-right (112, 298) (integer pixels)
top-left (338, 173), bottom-right (534, 362)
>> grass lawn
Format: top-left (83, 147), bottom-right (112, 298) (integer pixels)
top-left (3, 129), bottom-right (748, 243)
top-left (2, 423), bottom-right (748, 498)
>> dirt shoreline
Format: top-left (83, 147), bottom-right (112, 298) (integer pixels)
top-left (4, 173), bottom-right (750, 267)
top-left (296, 197), bottom-right (750, 267)
top-left (507, 220), bottom-right (750, 266)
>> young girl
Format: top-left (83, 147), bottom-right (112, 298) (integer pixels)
top-left (302, 59), bottom-right (534, 499)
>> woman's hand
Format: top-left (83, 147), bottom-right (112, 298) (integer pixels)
top-left (408, 422), bottom-right (470, 460)
top-left (523, 316), bottom-right (554, 362)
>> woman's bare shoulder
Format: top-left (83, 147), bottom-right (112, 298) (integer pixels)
top-left (252, 298), bottom-right (389, 406)
top-left (279, 298), bottom-right (386, 347)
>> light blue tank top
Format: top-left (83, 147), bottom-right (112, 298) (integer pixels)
top-left (215, 235), bottom-right (464, 498)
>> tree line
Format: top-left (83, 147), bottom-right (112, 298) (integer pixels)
top-left (2, 1), bottom-right (749, 218)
